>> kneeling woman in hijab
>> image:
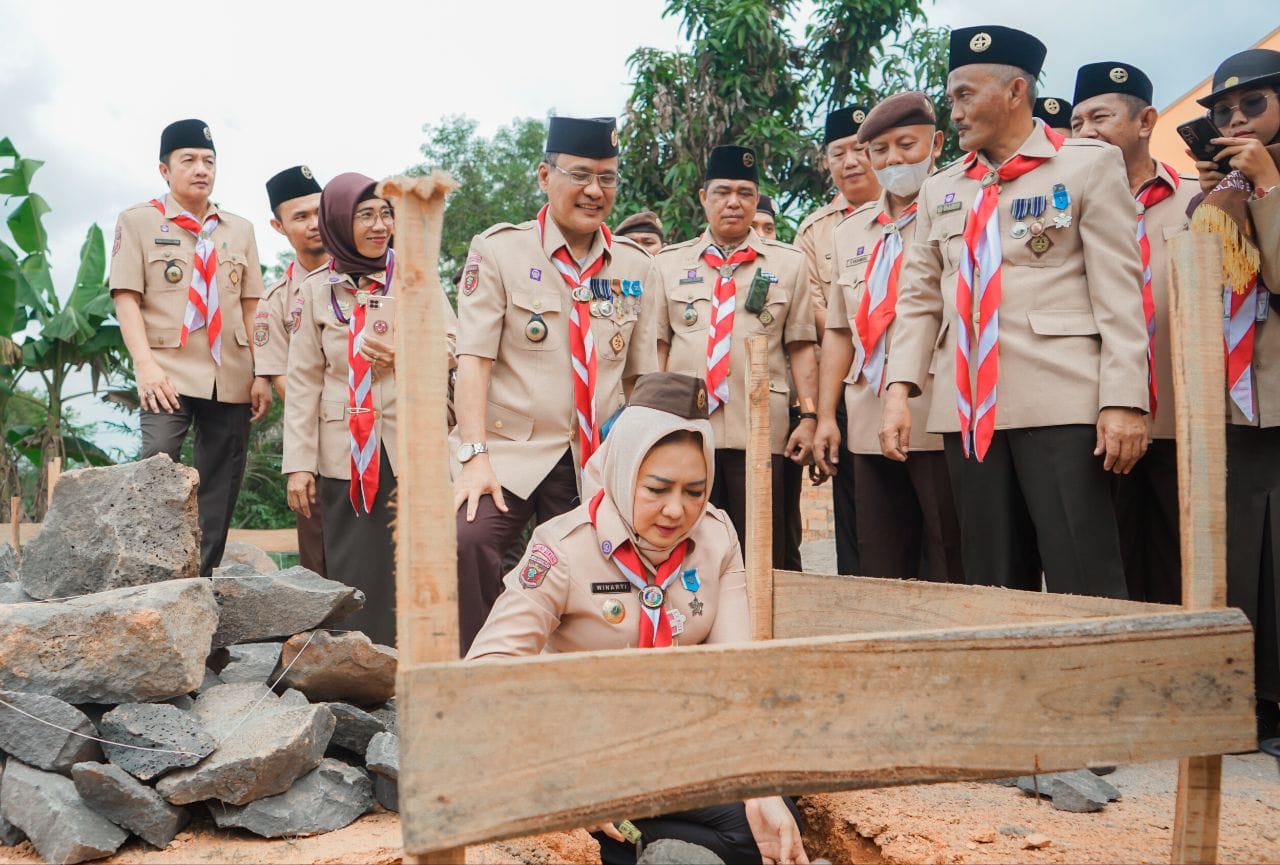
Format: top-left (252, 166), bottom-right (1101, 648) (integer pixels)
top-left (282, 172), bottom-right (402, 646)
top-left (468, 372), bottom-right (808, 865)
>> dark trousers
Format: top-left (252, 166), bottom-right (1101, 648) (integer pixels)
top-left (592, 799), bottom-right (803, 865)
top-left (778, 413), bottom-right (804, 571)
top-left (141, 396), bottom-right (250, 577)
top-left (943, 426), bottom-right (1128, 598)
top-left (1113, 438), bottom-right (1181, 604)
top-left (852, 450), bottom-right (964, 583)
top-left (711, 449), bottom-right (789, 569)
top-left (296, 497), bottom-right (327, 578)
top-left (456, 450), bottom-right (579, 655)
top-left (319, 446), bottom-right (397, 647)
top-left (833, 399), bottom-right (860, 575)
top-left (1226, 425), bottom-right (1280, 703)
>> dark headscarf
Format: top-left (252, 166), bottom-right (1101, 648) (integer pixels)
top-left (318, 172), bottom-right (388, 278)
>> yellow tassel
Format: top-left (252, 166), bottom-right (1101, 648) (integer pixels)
top-left (1191, 204), bottom-right (1261, 293)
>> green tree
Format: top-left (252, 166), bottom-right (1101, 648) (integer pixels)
top-left (410, 116), bottom-right (548, 294)
top-left (0, 138), bottom-right (129, 517)
top-left (617, 0), bottom-right (949, 242)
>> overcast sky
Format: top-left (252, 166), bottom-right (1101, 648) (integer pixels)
top-left (1, 0), bottom-right (1274, 453)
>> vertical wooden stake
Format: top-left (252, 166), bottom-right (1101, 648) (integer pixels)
top-left (46, 457), bottom-right (60, 511)
top-left (377, 172), bottom-right (463, 865)
top-left (745, 335), bottom-right (773, 640)
top-left (1167, 232), bottom-right (1228, 865)
top-left (9, 496), bottom-right (19, 557)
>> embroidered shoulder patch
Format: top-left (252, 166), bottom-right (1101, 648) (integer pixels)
top-left (462, 264), bottom-right (479, 296)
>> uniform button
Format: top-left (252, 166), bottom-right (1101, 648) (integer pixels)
top-left (532, 300), bottom-right (542, 311)
top-left (495, 420), bottom-right (504, 429)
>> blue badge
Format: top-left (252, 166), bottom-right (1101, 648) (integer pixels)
top-left (944, 192), bottom-right (956, 204)
top-left (601, 540), bottom-right (613, 555)
top-left (1052, 183), bottom-right (1069, 211)
top-left (681, 568), bottom-right (700, 592)
top-left (856, 245), bottom-right (865, 256)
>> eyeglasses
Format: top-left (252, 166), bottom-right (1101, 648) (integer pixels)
top-left (552, 164), bottom-right (621, 188)
top-left (354, 207), bottom-right (395, 227)
top-left (1211, 92), bottom-right (1276, 128)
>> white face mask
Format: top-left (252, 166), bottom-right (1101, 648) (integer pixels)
top-left (872, 154), bottom-right (933, 198)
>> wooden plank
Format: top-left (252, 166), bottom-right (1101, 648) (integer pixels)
top-left (227, 528), bottom-right (297, 554)
top-left (745, 334), bottom-right (773, 640)
top-left (1168, 229), bottom-right (1229, 863)
top-left (376, 172), bottom-right (462, 865)
top-left (398, 609), bottom-right (1255, 852)
top-left (774, 570), bottom-right (1171, 638)
top-left (46, 457), bottom-right (60, 511)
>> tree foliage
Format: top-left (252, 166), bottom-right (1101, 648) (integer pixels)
top-left (616, 0), bottom-right (957, 242)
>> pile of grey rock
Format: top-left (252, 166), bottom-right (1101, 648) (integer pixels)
top-left (0, 456), bottom-right (401, 864)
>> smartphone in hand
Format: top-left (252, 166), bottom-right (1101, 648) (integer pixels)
top-left (1176, 116), bottom-right (1231, 172)
top-left (365, 295), bottom-right (395, 342)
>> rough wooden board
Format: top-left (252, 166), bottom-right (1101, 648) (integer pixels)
top-left (378, 173), bottom-right (463, 865)
top-left (773, 570), bottom-right (1171, 638)
top-left (745, 335), bottom-right (773, 641)
top-left (1168, 227), bottom-right (1230, 864)
top-left (398, 610), bottom-right (1255, 852)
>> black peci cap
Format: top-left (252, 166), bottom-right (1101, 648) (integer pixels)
top-left (629, 372), bottom-right (709, 420)
top-left (1033, 96), bottom-right (1074, 126)
top-left (949, 26), bottom-right (1046, 77)
top-left (1198, 49), bottom-right (1280, 108)
top-left (824, 105), bottom-right (869, 145)
top-left (756, 194), bottom-right (775, 217)
top-left (160, 119), bottom-right (214, 160)
top-left (266, 165), bottom-right (323, 212)
top-left (1073, 62), bottom-right (1153, 107)
top-left (705, 145), bottom-right (759, 183)
top-left (546, 116), bottom-right (619, 159)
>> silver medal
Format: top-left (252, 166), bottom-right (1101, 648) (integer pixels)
top-left (1010, 221), bottom-right (1028, 240)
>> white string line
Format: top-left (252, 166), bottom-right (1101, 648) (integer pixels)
top-left (0, 627), bottom-right (341, 757)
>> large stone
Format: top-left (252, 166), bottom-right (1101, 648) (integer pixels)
top-left (370, 698), bottom-right (398, 737)
top-left (0, 583), bottom-right (33, 603)
top-left (328, 703), bottom-right (385, 755)
top-left (98, 703), bottom-right (216, 781)
top-left (0, 544), bottom-right (17, 582)
top-left (1, 760), bottom-right (127, 864)
top-left (276, 630), bottom-right (397, 705)
top-left (365, 731), bottom-right (399, 781)
top-left (0, 578), bottom-right (217, 703)
top-left (72, 761), bottom-right (190, 848)
top-left (1015, 770), bottom-right (1121, 813)
top-left (19, 456), bottom-right (200, 599)
top-left (373, 774), bottom-right (398, 812)
top-left (217, 642), bottom-right (283, 684)
top-left (209, 757), bottom-right (372, 837)
top-left (637, 839), bottom-right (726, 864)
top-left (217, 540), bottom-right (278, 574)
top-left (0, 690), bottom-right (101, 773)
top-left (212, 566), bottom-right (365, 647)
top-left (0, 762), bottom-right (27, 846)
top-left (155, 683), bottom-right (335, 806)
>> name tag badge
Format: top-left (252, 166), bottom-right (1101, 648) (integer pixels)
top-left (850, 255), bottom-right (869, 267)
top-left (937, 201), bottom-right (963, 214)
top-left (153, 238), bottom-right (181, 246)
top-left (678, 276), bottom-right (705, 285)
top-left (591, 581), bottom-right (632, 594)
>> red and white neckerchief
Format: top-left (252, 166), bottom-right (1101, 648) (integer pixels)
top-left (340, 250), bottom-right (395, 513)
top-left (954, 124), bottom-right (1064, 461)
top-left (150, 198), bottom-right (221, 363)
top-left (1225, 266), bottom-right (1262, 422)
top-left (853, 203), bottom-right (917, 394)
top-left (1134, 166), bottom-right (1180, 420)
top-left (537, 204), bottom-right (611, 467)
top-left (590, 490), bottom-right (689, 649)
top-left (701, 240), bottom-right (758, 412)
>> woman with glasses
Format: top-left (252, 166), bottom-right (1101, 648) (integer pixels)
top-left (1190, 49), bottom-right (1280, 750)
top-left (282, 172), bottom-right (454, 645)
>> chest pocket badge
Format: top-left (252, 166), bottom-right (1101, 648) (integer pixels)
top-left (526, 313), bottom-right (548, 343)
top-left (164, 262), bottom-right (184, 284)
top-left (682, 302), bottom-right (699, 326)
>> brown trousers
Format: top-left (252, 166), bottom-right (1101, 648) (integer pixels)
top-left (455, 450), bottom-right (579, 656)
top-left (296, 497), bottom-right (327, 578)
top-left (710, 449), bottom-right (790, 569)
top-left (852, 450), bottom-right (964, 583)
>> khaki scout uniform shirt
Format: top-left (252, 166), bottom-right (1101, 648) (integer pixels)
top-left (1139, 165), bottom-right (1197, 440)
top-left (451, 220), bottom-right (659, 500)
top-left (885, 131), bottom-right (1150, 433)
top-left (252, 260), bottom-right (310, 379)
top-left (282, 266), bottom-right (404, 480)
top-left (655, 230), bottom-right (816, 454)
top-left (828, 194), bottom-right (943, 455)
top-left (1235, 190), bottom-right (1280, 428)
top-left (466, 501), bottom-right (750, 658)
top-left (795, 194), bottom-right (852, 320)
top-left (108, 195), bottom-right (265, 403)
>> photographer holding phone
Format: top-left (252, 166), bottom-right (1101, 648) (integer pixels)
top-left (1190, 48), bottom-right (1280, 749)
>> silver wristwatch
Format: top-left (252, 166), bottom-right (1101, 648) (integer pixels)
top-left (457, 441), bottom-right (489, 464)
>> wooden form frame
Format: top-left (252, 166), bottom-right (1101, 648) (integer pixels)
top-left (381, 179), bottom-right (1254, 865)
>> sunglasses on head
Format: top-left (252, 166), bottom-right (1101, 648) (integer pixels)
top-left (1211, 91), bottom-right (1276, 128)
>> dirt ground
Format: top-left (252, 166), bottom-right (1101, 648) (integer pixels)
top-left (3, 755), bottom-right (1276, 865)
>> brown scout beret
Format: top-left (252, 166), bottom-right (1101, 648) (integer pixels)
top-left (629, 372), bottom-right (709, 420)
top-left (616, 210), bottom-right (664, 237)
top-left (857, 92), bottom-right (937, 144)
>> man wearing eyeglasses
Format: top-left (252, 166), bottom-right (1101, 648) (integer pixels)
top-left (450, 115), bottom-right (659, 653)
top-left (654, 145), bottom-right (818, 567)
top-left (109, 119), bottom-right (267, 578)
top-left (1070, 62), bottom-right (1197, 605)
